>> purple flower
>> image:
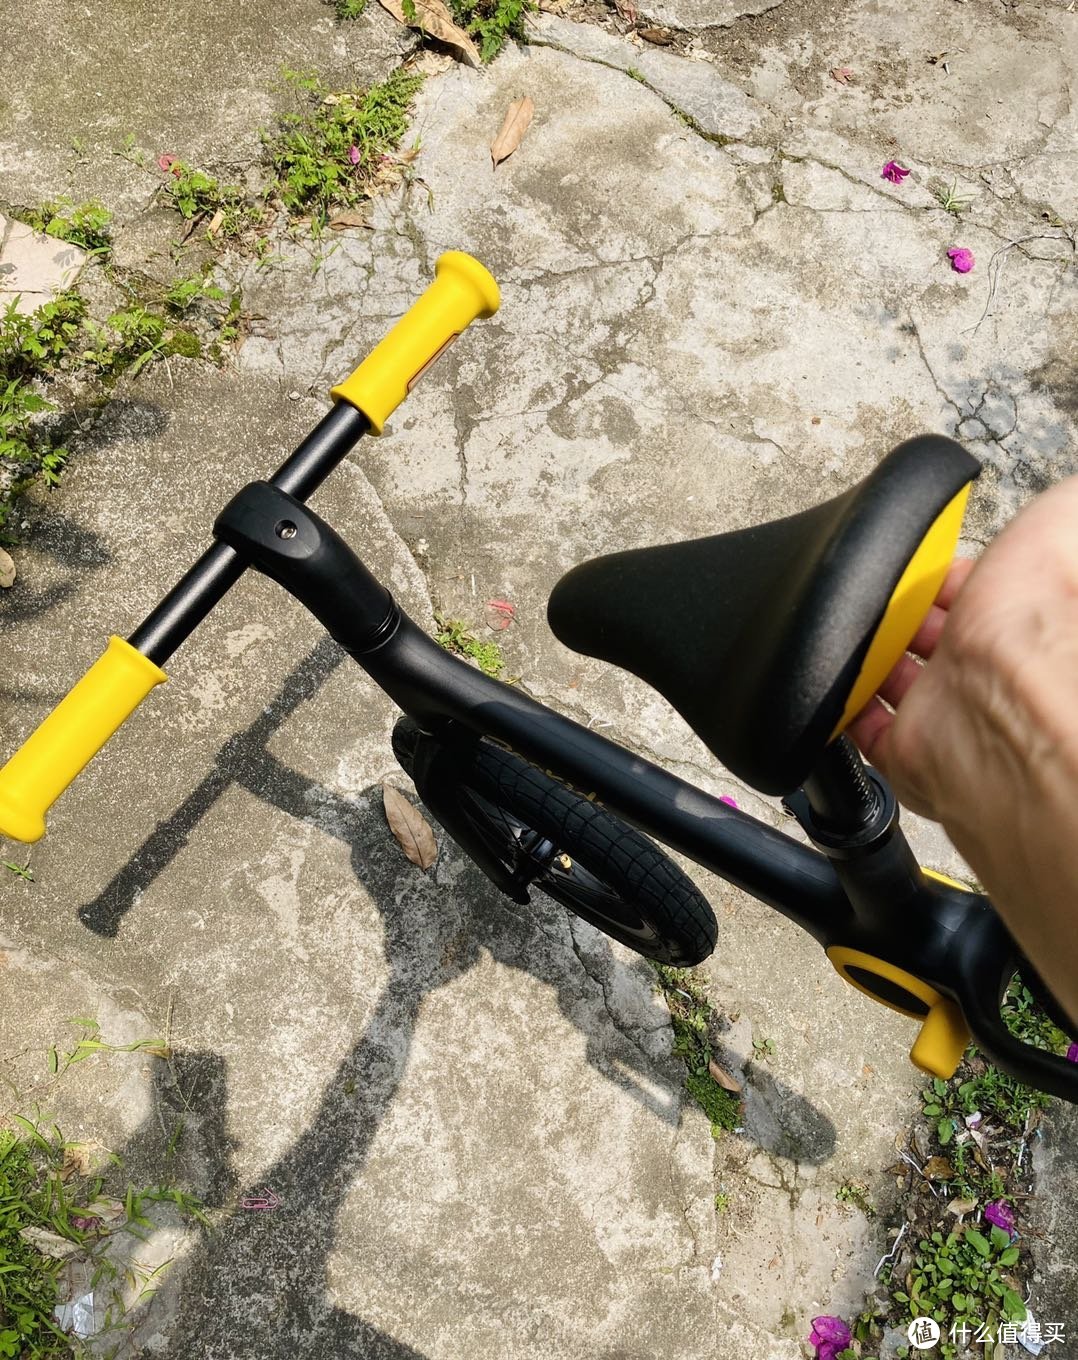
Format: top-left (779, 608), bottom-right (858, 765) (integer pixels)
top-left (947, 247), bottom-right (975, 273)
top-left (881, 160), bottom-right (911, 184)
top-left (1066, 1042), bottom-right (1078, 1063)
top-left (348, 145), bottom-right (361, 166)
top-left (985, 1200), bottom-right (1016, 1237)
top-left (809, 1316), bottom-right (853, 1360)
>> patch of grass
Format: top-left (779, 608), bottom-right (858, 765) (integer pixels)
top-left (25, 199), bottom-right (112, 257)
top-left (626, 66), bottom-right (645, 82)
top-left (934, 177), bottom-right (976, 215)
top-left (448, 0), bottom-right (533, 61)
top-left (893, 1225), bottom-right (1025, 1356)
top-left (47, 1017), bottom-right (169, 1078)
top-left (264, 67), bottom-right (424, 228)
top-left (434, 614), bottom-right (505, 678)
top-left (3, 858), bottom-right (33, 882)
top-left (653, 965), bottom-right (742, 1138)
top-left (332, 0), bottom-right (367, 14)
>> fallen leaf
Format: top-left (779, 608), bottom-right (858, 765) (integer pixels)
top-left (830, 66), bottom-right (855, 84)
top-left (19, 1226), bottom-right (80, 1259)
top-left (328, 209), bottom-right (374, 230)
top-left (0, 547), bottom-right (15, 589)
top-left (383, 784), bottom-right (438, 870)
top-left (947, 1197), bottom-right (978, 1216)
top-left (205, 207), bottom-right (225, 238)
top-left (377, 0), bottom-right (481, 67)
top-left (612, 0), bottom-right (637, 21)
top-left (707, 1058), bottom-right (742, 1093)
top-left (639, 27), bottom-right (673, 44)
top-left (923, 1156), bottom-right (955, 1181)
top-left (491, 96), bottom-right (535, 169)
top-left (59, 1145), bottom-right (93, 1182)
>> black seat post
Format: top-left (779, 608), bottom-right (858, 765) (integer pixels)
top-left (802, 737), bottom-right (880, 835)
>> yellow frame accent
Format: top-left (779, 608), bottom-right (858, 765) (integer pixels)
top-left (835, 483), bottom-right (971, 733)
top-left (826, 944), bottom-right (970, 1078)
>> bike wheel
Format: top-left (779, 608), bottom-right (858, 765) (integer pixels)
top-left (392, 718), bottom-right (717, 966)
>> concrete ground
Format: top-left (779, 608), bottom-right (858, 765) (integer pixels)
top-left (1, 0), bottom-right (1077, 1356)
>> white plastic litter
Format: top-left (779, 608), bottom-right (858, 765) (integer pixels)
top-left (54, 1260), bottom-right (103, 1340)
top-left (1016, 1309), bottom-right (1045, 1356)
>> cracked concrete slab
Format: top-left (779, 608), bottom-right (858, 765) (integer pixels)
top-left (0, 212), bottom-right (87, 313)
top-left (2, 0), bottom-right (1077, 1354)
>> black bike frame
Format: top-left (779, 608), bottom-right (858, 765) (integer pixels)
top-left (210, 478), bottom-right (1078, 1105)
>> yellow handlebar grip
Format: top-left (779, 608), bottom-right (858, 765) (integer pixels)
top-left (330, 251), bottom-right (500, 434)
top-left (0, 637), bottom-right (166, 844)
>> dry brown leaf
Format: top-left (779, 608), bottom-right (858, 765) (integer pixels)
top-left (707, 1058), bottom-right (742, 1093)
top-left (383, 784), bottom-right (438, 870)
top-left (491, 96), bottom-right (535, 169)
top-left (19, 1226), bottom-right (80, 1259)
top-left (377, 0), bottom-right (481, 67)
top-left (328, 209), bottom-right (374, 231)
top-left (639, 26), bottom-right (673, 44)
top-left (947, 1197), bottom-right (978, 1216)
top-left (830, 66), bottom-right (855, 84)
top-left (0, 547), bottom-right (15, 589)
top-left (205, 207), bottom-right (225, 238)
top-left (59, 1144), bottom-right (93, 1182)
top-left (923, 1156), bottom-right (955, 1181)
top-left (612, 0), bottom-right (637, 22)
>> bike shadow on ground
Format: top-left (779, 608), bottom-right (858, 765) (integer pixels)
top-left (79, 637), bottom-right (836, 1357)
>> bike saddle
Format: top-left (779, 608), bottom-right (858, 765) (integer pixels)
top-left (547, 435), bottom-right (980, 794)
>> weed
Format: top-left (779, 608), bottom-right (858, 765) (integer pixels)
top-left (3, 858), bottom-right (33, 882)
top-left (653, 965), bottom-right (741, 1137)
top-left (714, 1191), bottom-right (729, 1214)
top-left (893, 1224), bottom-right (1025, 1355)
top-left (114, 133), bottom-right (150, 168)
top-left (934, 177), bottom-right (976, 215)
top-left (264, 68), bottom-right (424, 228)
top-left (448, 0), bottom-right (533, 60)
top-left (164, 275), bottom-right (227, 314)
top-left (434, 614), bottom-right (505, 678)
top-left (626, 66), bottom-right (645, 82)
top-left (836, 1179), bottom-right (876, 1218)
top-left (333, 0), bottom-right (368, 14)
top-left (25, 199), bottom-right (112, 257)
top-left (48, 1017), bottom-right (169, 1077)
top-left (751, 1034), bottom-right (776, 1061)
top-left (163, 163), bottom-right (261, 237)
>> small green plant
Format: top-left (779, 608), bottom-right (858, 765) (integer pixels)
top-left (448, 0), bottom-right (533, 60)
top-left (164, 162), bottom-right (260, 236)
top-left (3, 858), bottom-right (33, 882)
top-left (164, 275), bottom-right (227, 314)
top-left (115, 132), bottom-right (150, 167)
top-left (653, 965), bottom-right (741, 1137)
top-left (434, 614), bottom-right (505, 678)
top-left (934, 177), bottom-right (976, 215)
top-left (25, 198), bottom-right (112, 256)
top-left (751, 1034), bottom-right (776, 1061)
top-left (333, 0), bottom-right (367, 14)
top-left (47, 1017), bottom-right (169, 1077)
top-left (626, 67), bottom-right (645, 82)
top-left (836, 1179), bottom-right (876, 1218)
top-left (264, 67), bottom-right (424, 228)
top-left (713, 1191), bottom-right (729, 1214)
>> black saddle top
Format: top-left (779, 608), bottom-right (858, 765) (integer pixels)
top-left (547, 436), bottom-right (980, 794)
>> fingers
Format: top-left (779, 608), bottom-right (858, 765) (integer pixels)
top-left (906, 558), bottom-right (976, 658)
top-left (877, 652), bottom-right (924, 708)
top-left (847, 695), bottom-right (892, 769)
top-left (935, 556), bottom-right (975, 610)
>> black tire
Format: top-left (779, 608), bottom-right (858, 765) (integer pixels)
top-left (392, 719), bottom-right (717, 966)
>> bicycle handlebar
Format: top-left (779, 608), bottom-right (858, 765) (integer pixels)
top-left (0, 252), bottom-right (501, 844)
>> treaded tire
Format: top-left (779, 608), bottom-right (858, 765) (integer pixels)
top-left (392, 719), bottom-right (717, 966)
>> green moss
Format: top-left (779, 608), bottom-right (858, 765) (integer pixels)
top-left (163, 329), bottom-right (202, 359)
top-left (653, 964), bottom-right (743, 1139)
top-left (686, 1072), bottom-right (740, 1137)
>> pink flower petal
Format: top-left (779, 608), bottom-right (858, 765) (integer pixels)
top-left (1066, 1042), bottom-right (1078, 1063)
top-left (947, 247), bottom-right (975, 273)
top-left (985, 1199), bottom-right (1016, 1237)
top-left (348, 145), bottom-right (361, 166)
top-left (881, 160), bottom-right (911, 184)
top-left (157, 153), bottom-right (179, 173)
top-left (809, 1315), bottom-right (852, 1360)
